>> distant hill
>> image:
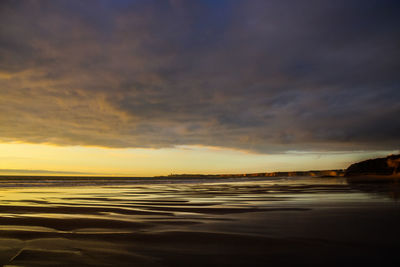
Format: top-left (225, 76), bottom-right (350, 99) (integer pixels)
top-left (345, 154), bottom-right (400, 178)
top-left (167, 170), bottom-right (344, 179)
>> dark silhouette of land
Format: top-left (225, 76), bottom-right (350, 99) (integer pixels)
top-left (345, 154), bottom-right (400, 182)
top-left (165, 170), bottom-right (344, 179)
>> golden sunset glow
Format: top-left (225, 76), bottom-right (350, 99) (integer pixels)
top-left (0, 142), bottom-right (396, 176)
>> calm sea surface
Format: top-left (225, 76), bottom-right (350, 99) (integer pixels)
top-left (0, 176), bottom-right (398, 266)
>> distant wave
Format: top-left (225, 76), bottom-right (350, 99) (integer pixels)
top-left (0, 176), bottom-right (289, 188)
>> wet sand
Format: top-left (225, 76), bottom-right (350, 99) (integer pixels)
top-left (0, 177), bottom-right (399, 266)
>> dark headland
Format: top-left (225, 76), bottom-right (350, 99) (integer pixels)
top-left (345, 154), bottom-right (400, 182)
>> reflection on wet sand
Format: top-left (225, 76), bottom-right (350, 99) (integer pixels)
top-left (346, 177), bottom-right (400, 200)
top-left (0, 177), bottom-right (399, 266)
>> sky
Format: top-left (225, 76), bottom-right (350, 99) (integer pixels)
top-left (0, 0), bottom-right (399, 176)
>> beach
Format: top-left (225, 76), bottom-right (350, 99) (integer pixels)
top-left (0, 176), bottom-right (399, 266)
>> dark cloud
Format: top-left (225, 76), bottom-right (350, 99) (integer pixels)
top-left (0, 0), bottom-right (399, 153)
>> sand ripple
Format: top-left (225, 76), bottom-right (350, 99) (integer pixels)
top-left (0, 178), bottom-right (398, 266)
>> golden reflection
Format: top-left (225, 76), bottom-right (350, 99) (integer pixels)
top-left (0, 178), bottom-right (398, 266)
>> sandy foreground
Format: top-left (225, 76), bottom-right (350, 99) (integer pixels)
top-left (0, 177), bottom-right (399, 266)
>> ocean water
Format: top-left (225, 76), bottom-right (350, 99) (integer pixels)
top-left (0, 176), bottom-right (288, 187)
top-left (0, 176), bottom-right (399, 266)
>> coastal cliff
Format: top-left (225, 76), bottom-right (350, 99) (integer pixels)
top-left (345, 154), bottom-right (400, 199)
top-left (167, 170), bottom-right (344, 179)
top-left (345, 154), bottom-right (400, 183)
top-left (345, 154), bottom-right (400, 177)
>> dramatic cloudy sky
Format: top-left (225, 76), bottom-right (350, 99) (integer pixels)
top-left (0, 0), bottom-right (399, 175)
